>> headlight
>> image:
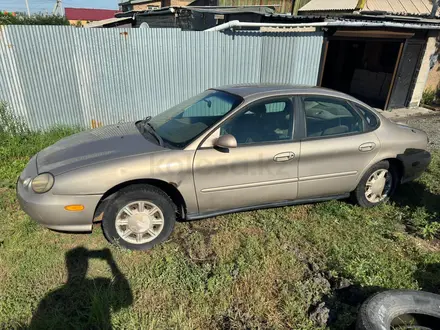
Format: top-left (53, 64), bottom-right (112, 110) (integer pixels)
top-left (32, 173), bottom-right (54, 193)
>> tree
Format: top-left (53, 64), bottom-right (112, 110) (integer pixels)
top-left (0, 11), bottom-right (69, 25)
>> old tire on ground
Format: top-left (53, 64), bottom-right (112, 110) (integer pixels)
top-left (352, 160), bottom-right (398, 208)
top-left (102, 184), bottom-right (176, 251)
top-left (356, 290), bottom-right (440, 330)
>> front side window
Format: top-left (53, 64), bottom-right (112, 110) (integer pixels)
top-left (303, 97), bottom-right (364, 138)
top-left (148, 90), bottom-right (242, 149)
top-left (220, 98), bottom-right (294, 145)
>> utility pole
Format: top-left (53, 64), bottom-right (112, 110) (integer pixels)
top-left (431, 0), bottom-right (439, 18)
top-left (25, 0), bottom-right (30, 17)
top-left (53, 0), bottom-right (64, 16)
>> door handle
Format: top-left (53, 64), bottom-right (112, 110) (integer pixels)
top-left (274, 152), bottom-right (295, 162)
top-left (359, 142), bottom-right (376, 152)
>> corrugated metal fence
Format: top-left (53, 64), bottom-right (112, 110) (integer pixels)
top-left (0, 26), bottom-right (323, 130)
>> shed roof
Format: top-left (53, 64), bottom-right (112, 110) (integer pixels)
top-left (299, 0), bottom-right (439, 16)
top-left (84, 17), bottom-right (133, 28)
top-left (118, 0), bottom-right (157, 5)
top-left (298, 0), bottom-right (360, 12)
top-left (65, 7), bottom-right (120, 21)
top-left (363, 0), bottom-right (436, 16)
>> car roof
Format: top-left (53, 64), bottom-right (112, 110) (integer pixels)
top-left (215, 84), bottom-right (356, 101)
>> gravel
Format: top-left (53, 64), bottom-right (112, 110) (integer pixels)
top-left (393, 114), bottom-right (440, 151)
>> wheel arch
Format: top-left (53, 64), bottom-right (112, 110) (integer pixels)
top-left (93, 179), bottom-right (187, 222)
top-left (386, 157), bottom-right (404, 182)
top-left (353, 156), bottom-right (404, 191)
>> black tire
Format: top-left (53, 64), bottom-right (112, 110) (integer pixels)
top-left (352, 160), bottom-right (398, 208)
top-left (356, 290), bottom-right (440, 330)
top-left (102, 184), bottom-right (176, 251)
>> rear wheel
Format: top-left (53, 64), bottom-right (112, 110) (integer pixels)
top-left (352, 160), bottom-right (398, 208)
top-left (102, 185), bottom-right (176, 251)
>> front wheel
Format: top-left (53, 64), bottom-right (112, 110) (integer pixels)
top-left (352, 160), bottom-right (398, 208)
top-left (102, 185), bottom-right (176, 251)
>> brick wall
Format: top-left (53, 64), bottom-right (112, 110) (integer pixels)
top-left (426, 61), bottom-right (440, 91)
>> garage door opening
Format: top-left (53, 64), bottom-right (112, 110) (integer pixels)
top-left (321, 39), bottom-right (403, 109)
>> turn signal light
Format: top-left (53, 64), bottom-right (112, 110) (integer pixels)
top-left (64, 205), bottom-right (85, 212)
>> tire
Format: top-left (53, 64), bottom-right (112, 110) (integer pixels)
top-left (352, 160), bottom-right (398, 208)
top-left (102, 184), bottom-right (176, 251)
top-left (356, 290), bottom-right (440, 330)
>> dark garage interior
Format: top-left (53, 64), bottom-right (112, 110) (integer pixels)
top-left (321, 38), bottom-right (402, 109)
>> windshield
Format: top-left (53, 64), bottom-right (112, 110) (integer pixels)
top-left (148, 90), bottom-right (242, 149)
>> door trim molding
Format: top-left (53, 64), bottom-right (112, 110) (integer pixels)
top-left (186, 193), bottom-right (350, 220)
top-left (299, 171), bottom-right (358, 182)
top-left (201, 177), bottom-right (299, 193)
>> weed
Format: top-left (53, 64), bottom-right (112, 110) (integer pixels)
top-left (0, 101), bottom-right (29, 136)
top-left (422, 88), bottom-right (436, 105)
top-left (422, 222), bottom-right (440, 240)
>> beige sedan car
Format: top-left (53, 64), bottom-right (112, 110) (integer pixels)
top-left (17, 85), bottom-right (431, 250)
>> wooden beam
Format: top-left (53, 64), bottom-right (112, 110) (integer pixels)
top-left (333, 30), bottom-right (415, 39)
top-left (318, 40), bottom-right (329, 86)
top-left (384, 42), bottom-right (404, 110)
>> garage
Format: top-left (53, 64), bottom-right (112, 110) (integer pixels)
top-left (319, 29), bottom-right (426, 110)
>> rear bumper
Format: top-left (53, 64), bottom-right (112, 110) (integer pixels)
top-left (17, 177), bottom-right (102, 232)
top-left (398, 150), bottom-right (431, 184)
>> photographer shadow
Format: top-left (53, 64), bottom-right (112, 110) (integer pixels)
top-left (29, 247), bottom-right (133, 330)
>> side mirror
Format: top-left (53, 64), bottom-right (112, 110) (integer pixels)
top-left (214, 134), bottom-right (237, 149)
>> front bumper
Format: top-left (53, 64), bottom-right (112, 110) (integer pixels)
top-left (398, 149), bottom-right (431, 184)
top-left (16, 157), bottom-right (102, 232)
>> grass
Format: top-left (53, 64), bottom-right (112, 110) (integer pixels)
top-left (1, 125), bottom-right (440, 329)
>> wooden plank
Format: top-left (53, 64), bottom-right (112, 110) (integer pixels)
top-left (385, 42), bottom-right (404, 110)
top-left (333, 30), bottom-right (414, 39)
top-left (318, 40), bottom-right (329, 86)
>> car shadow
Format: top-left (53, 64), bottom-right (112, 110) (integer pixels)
top-left (393, 181), bottom-right (440, 216)
top-left (28, 247), bottom-right (133, 330)
top-left (414, 262), bottom-right (440, 295)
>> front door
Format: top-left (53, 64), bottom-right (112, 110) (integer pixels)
top-left (298, 95), bottom-right (380, 198)
top-left (193, 97), bottom-right (300, 214)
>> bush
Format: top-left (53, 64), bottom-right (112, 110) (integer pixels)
top-left (422, 88), bottom-right (436, 105)
top-left (0, 12), bottom-right (69, 25)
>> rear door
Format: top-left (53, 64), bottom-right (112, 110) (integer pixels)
top-left (297, 95), bottom-right (380, 199)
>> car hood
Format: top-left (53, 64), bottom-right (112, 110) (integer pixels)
top-left (37, 122), bottom-right (165, 176)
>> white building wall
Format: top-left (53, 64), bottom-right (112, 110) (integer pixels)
top-left (409, 31), bottom-right (438, 107)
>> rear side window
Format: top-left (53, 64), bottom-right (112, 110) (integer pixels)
top-left (353, 103), bottom-right (380, 130)
top-left (303, 96), bottom-right (364, 138)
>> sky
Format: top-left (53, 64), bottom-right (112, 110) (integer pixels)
top-left (0, 0), bottom-right (119, 13)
